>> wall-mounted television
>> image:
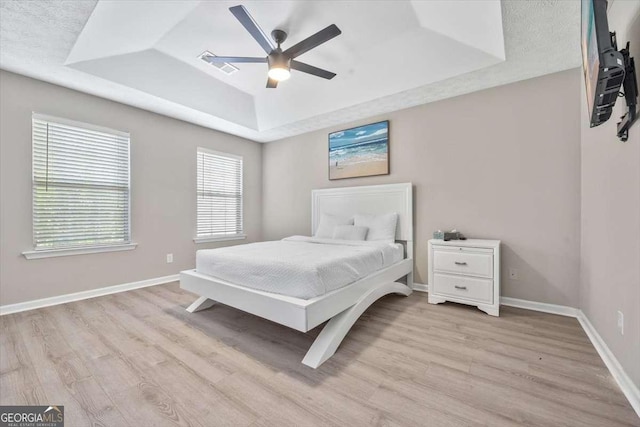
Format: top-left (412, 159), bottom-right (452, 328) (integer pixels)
top-left (581, 0), bottom-right (625, 128)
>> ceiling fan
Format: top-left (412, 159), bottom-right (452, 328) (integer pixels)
top-left (203, 5), bottom-right (342, 88)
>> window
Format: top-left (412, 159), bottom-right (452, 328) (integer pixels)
top-left (25, 114), bottom-right (132, 258)
top-left (196, 148), bottom-right (244, 242)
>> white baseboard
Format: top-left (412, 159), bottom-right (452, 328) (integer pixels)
top-left (417, 288), bottom-right (576, 317)
top-left (500, 296), bottom-right (579, 317)
top-left (0, 274), bottom-right (179, 316)
top-left (577, 310), bottom-right (640, 417)
top-left (414, 288), bottom-right (577, 319)
top-left (412, 282), bottom-right (429, 292)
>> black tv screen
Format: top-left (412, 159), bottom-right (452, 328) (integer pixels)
top-left (581, 0), bottom-right (600, 121)
top-left (581, 0), bottom-right (624, 127)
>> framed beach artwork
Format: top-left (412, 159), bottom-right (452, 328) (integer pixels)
top-left (328, 120), bottom-right (389, 180)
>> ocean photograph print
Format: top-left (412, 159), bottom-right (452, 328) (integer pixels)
top-left (328, 120), bottom-right (389, 180)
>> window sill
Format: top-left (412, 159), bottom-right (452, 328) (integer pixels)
top-left (22, 243), bottom-right (138, 260)
top-left (194, 234), bottom-right (246, 244)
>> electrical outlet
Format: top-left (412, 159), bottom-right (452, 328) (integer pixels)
top-left (508, 268), bottom-right (519, 280)
top-left (617, 310), bottom-right (624, 335)
top-left (166, 253), bottom-right (173, 264)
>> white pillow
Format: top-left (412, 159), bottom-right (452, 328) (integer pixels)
top-left (314, 213), bottom-right (354, 238)
top-left (354, 213), bottom-right (398, 242)
top-left (332, 225), bottom-right (368, 241)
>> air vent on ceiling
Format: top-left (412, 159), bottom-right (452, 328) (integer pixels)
top-left (199, 51), bottom-right (239, 75)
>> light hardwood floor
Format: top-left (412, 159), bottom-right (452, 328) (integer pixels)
top-left (1, 283), bottom-right (638, 426)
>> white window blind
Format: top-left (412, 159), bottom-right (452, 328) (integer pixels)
top-left (32, 114), bottom-right (130, 250)
top-left (197, 148), bottom-right (243, 239)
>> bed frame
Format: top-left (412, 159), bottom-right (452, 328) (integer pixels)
top-left (180, 182), bottom-right (414, 368)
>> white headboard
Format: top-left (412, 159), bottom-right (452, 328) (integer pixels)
top-left (311, 183), bottom-right (413, 243)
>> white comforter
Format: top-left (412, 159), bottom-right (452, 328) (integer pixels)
top-left (195, 236), bottom-right (404, 299)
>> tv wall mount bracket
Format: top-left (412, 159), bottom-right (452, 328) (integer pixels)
top-left (612, 33), bottom-right (638, 142)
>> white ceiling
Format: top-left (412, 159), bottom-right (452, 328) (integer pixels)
top-left (0, 0), bottom-right (581, 142)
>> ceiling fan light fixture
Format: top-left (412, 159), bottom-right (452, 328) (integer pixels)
top-left (267, 53), bottom-right (291, 81)
top-left (268, 66), bottom-right (290, 81)
top-left (223, 5), bottom-right (341, 88)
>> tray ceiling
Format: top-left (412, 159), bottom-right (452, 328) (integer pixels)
top-left (0, 0), bottom-right (580, 142)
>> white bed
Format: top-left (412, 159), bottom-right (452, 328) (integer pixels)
top-left (196, 236), bottom-right (404, 299)
top-left (180, 182), bottom-right (414, 368)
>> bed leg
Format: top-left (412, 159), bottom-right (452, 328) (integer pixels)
top-left (302, 281), bottom-right (412, 369)
top-left (186, 296), bottom-right (215, 313)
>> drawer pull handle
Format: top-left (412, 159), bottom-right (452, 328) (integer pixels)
top-left (454, 261), bottom-right (468, 266)
top-left (454, 285), bottom-right (468, 290)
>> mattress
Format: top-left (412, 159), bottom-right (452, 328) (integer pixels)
top-left (195, 235), bottom-right (404, 299)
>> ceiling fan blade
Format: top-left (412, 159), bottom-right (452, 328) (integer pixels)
top-left (266, 77), bottom-right (278, 88)
top-left (229, 5), bottom-right (275, 54)
top-left (290, 60), bottom-right (336, 80)
top-left (203, 56), bottom-right (266, 63)
top-left (284, 24), bottom-right (341, 58)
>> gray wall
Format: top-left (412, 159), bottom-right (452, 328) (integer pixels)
top-left (579, 1), bottom-right (640, 389)
top-left (0, 70), bottom-right (262, 306)
top-left (262, 68), bottom-right (582, 307)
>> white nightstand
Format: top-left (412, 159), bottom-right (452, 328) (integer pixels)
top-left (428, 239), bottom-right (501, 316)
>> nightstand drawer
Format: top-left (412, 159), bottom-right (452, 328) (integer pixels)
top-left (433, 250), bottom-right (493, 278)
top-left (432, 273), bottom-right (493, 304)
